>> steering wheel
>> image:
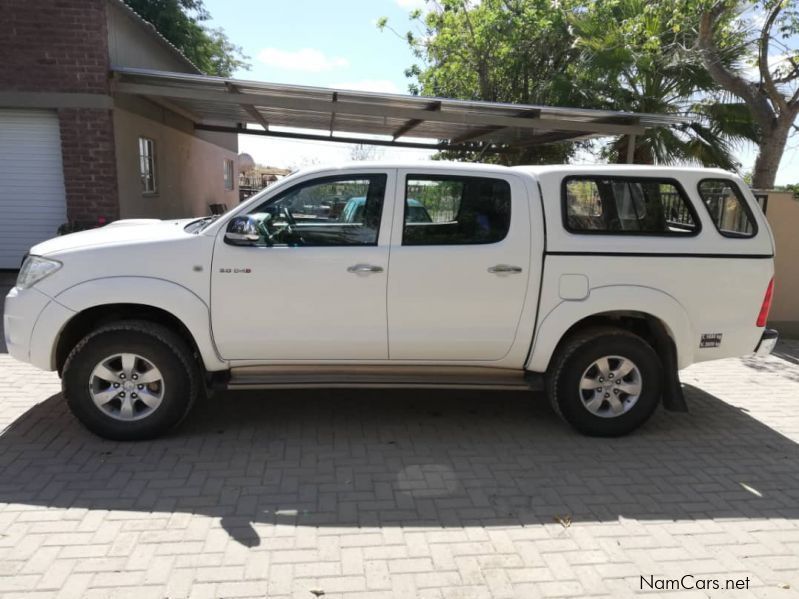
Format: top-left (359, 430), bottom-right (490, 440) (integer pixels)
top-left (255, 214), bottom-right (276, 246)
top-left (276, 205), bottom-right (305, 244)
top-left (279, 205), bottom-right (296, 226)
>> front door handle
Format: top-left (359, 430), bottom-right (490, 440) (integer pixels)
top-left (487, 264), bottom-right (523, 274)
top-left (347, 264), bottom-right (384, 274)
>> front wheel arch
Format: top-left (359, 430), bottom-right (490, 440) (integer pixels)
top-left (62, 320), bottom-right (201, 440)
top-left (55, 304), bottom-right (204, 375)
top-left (50, 277), bottom-right (227, 374)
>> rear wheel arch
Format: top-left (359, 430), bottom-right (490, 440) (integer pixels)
top-left (545, 325), bottom-right (664, 436)
top-left (527, 286), bottom-right (694, 374)
top-left (549, 311), bottom-right (676, 370)
top-left (544, 311), bottom-right (687, 413)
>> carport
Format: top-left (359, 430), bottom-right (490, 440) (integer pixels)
top-left (111, 67), bottom-right (682, 162)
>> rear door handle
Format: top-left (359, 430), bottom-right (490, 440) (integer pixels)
top-left (487, 264), bottom-right (523, 274)
top-left (347, 264), bottom-right (384, 274)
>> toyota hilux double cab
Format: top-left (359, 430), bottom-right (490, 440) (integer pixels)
top-left (4, 163), bottom-right (778, 440)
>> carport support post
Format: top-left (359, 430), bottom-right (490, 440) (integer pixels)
top-left (626, 134), bottom-right (636, 164)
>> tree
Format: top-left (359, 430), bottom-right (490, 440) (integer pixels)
top-left (349, 144), bottom-right (384, 161)
top-left (124, 0), bottom-right (248, 76)
top-left (697, 0), bottom-right (799, 188)
top-left (569, 0), bottom-right (758, 168)
top-left (379, 0), bottom-right (583, 164)
top-left (777, 182), bottom-right (799, 198)
top-left (381, 0), bottom-right (757, 168)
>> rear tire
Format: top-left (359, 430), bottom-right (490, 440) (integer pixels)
top-left (62, 320), bottom-right (200, 440)
top-left (546, 327), bottom-right (662, 436)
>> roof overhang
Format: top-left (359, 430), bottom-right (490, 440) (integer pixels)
top-left (107, 1), bottom-right (202, 74)
top-left (111, 67), bottom-right (684, 152)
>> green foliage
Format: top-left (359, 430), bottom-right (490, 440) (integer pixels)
top-left (379, 0), bottom-right (760, 169)
top-left (569, 0), bottom-right (758, 168)
top-left (776, 183), bottom-right (799, 199)
top-left (690, 0), bottom-right (799, 187)
top-left (380, 0), bottom-right (584, 164)
top-left (408, 179), bottom-right (463, 220)
top-left (124, 0), bottom-right (249, 76)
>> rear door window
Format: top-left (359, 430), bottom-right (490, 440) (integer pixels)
top-left (563, 177), bottom-right (699, 235)
top-left (403, 175), bottom-right (511, 245)
top-left (697, 179), bottom-right (757, 238)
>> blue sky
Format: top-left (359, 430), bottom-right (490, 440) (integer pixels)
top-left (203, 0), bottom-right (798, 184)
top-left (203, 0), bottom-right (420, 93)
top-left (203, 0), bottom-right (434, 166)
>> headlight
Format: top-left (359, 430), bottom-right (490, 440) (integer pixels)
top-left (17, 255), bottom-right (62, 289)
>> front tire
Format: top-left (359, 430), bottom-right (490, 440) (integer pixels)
top-left (546, 327), bottom-right (662, 436)
top-left (62, 321), bottom-right (200, 440)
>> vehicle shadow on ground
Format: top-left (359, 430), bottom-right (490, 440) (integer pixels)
top-left (1, 383), bottom-right (798, 547)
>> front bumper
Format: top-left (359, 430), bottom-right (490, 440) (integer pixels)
top-left (754, 328), bottom-right (779, 356)
top-left (4, 286), bottom-right (48, 363)
top-left (4, 286), bottom-right (74, 370)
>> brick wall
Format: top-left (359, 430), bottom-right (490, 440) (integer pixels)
top-left (0, 0), bottom-right (110, 94)
top-left (59, 109), bottom-right (119, 222)
top-left (0, 0), bottom-right (119, 220)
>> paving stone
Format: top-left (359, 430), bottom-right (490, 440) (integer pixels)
top-left (0, 341), bottom-right (798, 597)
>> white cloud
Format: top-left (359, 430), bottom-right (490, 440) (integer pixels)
top-left (257, 48), bottom-right (349, 72)
top-left (331, 79), bottom-right (403, 94)
top-left (238, 134), bottom-right (434, 171)
top-left (396, 0), bottom-right (476, 10)
top-left (395, 0), bottom-right (427, 10)
top-left (739, 53), bottom-right (794, 83)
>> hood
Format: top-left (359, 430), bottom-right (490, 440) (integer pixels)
top-left (31, 218), bottom-right (202, 256)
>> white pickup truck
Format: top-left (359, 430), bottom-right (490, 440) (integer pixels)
top-left (4, 163), bottom-right (778, 440)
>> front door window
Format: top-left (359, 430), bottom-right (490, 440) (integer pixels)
top-left (247, 175), bottom-right (387, 247)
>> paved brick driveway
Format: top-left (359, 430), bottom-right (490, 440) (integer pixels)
top-left (1, 283), bottom-right (798, 597)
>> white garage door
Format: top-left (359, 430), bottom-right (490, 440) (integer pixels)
top-left (0, 110), bottom-right (67, 269)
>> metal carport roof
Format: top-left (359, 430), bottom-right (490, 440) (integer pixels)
top-left (111, 67), bottom-right (684, 156)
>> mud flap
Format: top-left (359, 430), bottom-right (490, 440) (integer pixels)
top-left (661, 364), bottom-right (687, 412)
top-left (649, 320), bottom-right (688, 412)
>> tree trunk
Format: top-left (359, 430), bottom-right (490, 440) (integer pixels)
top-left (614, 135), bottom-right (653, 164)
top-left (752, 120), bottom-right (792, 189)
top-left (614, 136), bottom-right (629, 164)
top-left (697, 8), bottom-right (796, 190)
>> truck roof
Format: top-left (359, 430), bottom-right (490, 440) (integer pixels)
top-left (511, 164), bottom-right (734, 178)
top-left (289, 161), bottom-right (736, 180)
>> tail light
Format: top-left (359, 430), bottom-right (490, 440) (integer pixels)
top-left (756, 278), bottom-right (774, 327)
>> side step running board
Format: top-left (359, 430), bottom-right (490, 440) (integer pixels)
top-left (219, 365), bottom-right (544, 391)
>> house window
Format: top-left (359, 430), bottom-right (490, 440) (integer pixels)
top-left (138, 137), bottom-right (156, 194)
top-left (224, 159), bottom-right (235, 191)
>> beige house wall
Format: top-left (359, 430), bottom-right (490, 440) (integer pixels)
top-left (106, 0), bottom-right (239, 221)
top-left (765, 190), bottom-right (799, 338)
top-left (114, 105), bottom-right (238, 220)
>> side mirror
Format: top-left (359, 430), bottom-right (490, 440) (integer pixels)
top-left (224, 215), bottom-right (260, 246)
